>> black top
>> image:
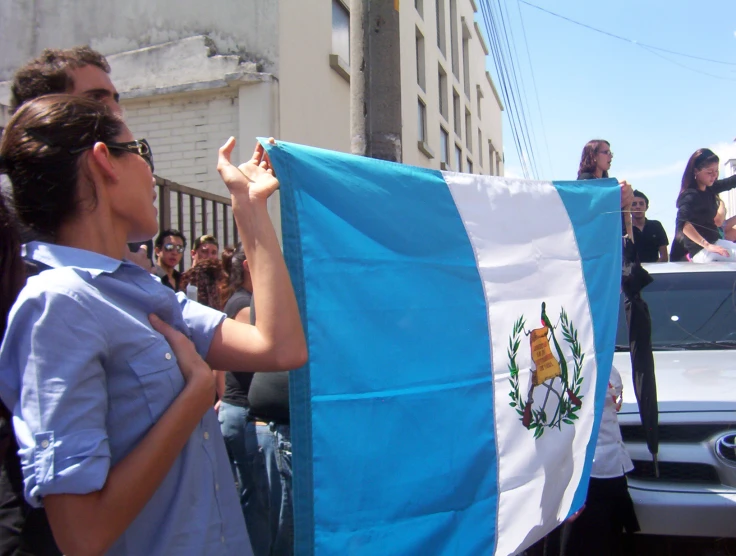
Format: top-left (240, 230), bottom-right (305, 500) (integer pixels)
top-left (154, 265), bottom-right (182, 292)
top-left (220, 289), bottom-right (254, 408)
top-left (676, 175), bottom-right (736, 256)
top-left (633, 219), bottom-right (668, 263)
top-left (246, 297), bottom-right (291, 425)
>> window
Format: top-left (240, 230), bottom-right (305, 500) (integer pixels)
top-left (476, 85), bottom-right (483, 119)
top-left (455, 144), bottom-right (463, 172)
top-left (440, 127), bottom-right (450, 165)
top-left (453, 90), bottom-right (461, 136)
top-left (332, 0), bottom-right (350, 64)
top-left (462, 19), bottom-right (471, 98)
top-left (449, 0), bottom-right (459, 78)
top-left (477, 130), bottom-right (483, 166)
top-left (438, 65), bottom-right (448, 120)
top-left (416, 28), bottom-right (426, 91)
top-left (489, 141), bottom-right (496, 175)
top-left (465, 109), bottom-right (472, 152)
top-left (467, 158), bottom-right (473, 174)
top-left (418, 98), bottom-right (427, 143)
top-left (436, 0), bottom-right (446, 56)
top-left (415, 0), bottom-right (423, 18)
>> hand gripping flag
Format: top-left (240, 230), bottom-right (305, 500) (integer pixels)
top-left (262, 140), bottom-right (622, 556)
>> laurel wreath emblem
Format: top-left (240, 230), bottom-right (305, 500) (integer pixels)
top-left (508, 308), bottom-right (584, 438)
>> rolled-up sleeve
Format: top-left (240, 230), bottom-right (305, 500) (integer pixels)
top-left (0, 288), bottom-right (110, 507)
top-left (175, 292), bottom-right (227, 358)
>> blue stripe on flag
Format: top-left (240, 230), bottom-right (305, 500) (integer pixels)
top-left (264, 140), bottom-right (498, 555)
top-left (552, 178), bottom-right (622, 516)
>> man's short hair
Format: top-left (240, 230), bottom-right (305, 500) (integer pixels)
top-left (10, 46), bottom-right (111, 111)
top-left (155, 229), bottom-right (187, 249)
top-left (193, 234), bottom-right (219, 250)
top-left (633, 190), bottom-right (649, 208)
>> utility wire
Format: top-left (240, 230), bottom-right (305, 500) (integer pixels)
top-left (480, 0), bottom-right (531, 178)
top-left (516, 0), bottom-right (553, 179)
top-left (496, 0), bottom-right (541, 179)
top-left (519, 0), bottom-right (736, 66)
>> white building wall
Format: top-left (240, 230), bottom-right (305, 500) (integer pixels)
top-left (123, 90), bottom-right (239, 195)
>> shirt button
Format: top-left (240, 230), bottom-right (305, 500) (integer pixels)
top-left (40, 440), bottom-right (49, 449)
top-left (221, 536), bottom-right (225, 543)
top-left (203, 432), bottom-right (209, 440)
top-left (165, 352), bottom-right (172, 360)
top-left (215, 483), bottom-right (220, 491)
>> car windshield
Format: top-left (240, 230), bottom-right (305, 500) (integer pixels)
top-left (615, 271), bottom-right (736, 352)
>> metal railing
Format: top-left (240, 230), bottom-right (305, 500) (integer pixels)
top-left (155, 176), bottom-right (237, 266)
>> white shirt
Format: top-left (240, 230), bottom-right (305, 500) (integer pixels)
top-left (591, 365), bottom-right (634, 478)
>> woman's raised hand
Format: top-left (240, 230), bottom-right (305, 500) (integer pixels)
top-left (217, 137), bottom-right (279, 203)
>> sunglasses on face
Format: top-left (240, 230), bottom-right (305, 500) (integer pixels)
top-left (70, 138), bottom-right (155, 172)
top-left (598, 150), bottom-right (613, 157)
top-left (163, 243), bottom-right (185, 254)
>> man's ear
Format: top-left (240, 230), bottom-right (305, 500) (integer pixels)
top-left (242, 259), bottom-right (249, 273)
top-left (88, 142), bottom-right (119, 183)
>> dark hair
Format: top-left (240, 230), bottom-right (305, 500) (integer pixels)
top-left (679, 148), bottom-right (719, 198)
top-left (0, 192), bottom-right (25, 340)
top-left (179, 259), bottom-right (227, 310)
top-left (193, 234), bottom-right (219, 250)
top-left (633, 190), bottom-right (649, 207)
top-left (577, 139), bottom-right (610, 179)
top-left (155, 229), bottom-right (187, 249)
top-left (220, 246), bottom-right (236, 275)
top-left (0, 95), bottom-right (125, 239)
top-left (221, 245), bottom-right (247, 303)
top-left (11, 46), bottom-right (111, 112)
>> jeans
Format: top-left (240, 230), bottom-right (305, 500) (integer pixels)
top-left (253, 422), bottom-right (293, 556)
top-left (218, 402), bottom-right (267, 553)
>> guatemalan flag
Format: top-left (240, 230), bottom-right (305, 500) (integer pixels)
top-left (262, 139), bottom-right (622, 556)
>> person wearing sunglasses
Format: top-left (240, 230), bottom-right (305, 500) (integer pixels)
top-left (0, 95), bottom-right (307, 556)
top-left (154, 229), bottom-right (187, 291)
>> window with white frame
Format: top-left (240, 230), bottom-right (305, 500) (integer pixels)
top-left (436, 0), bottom-right (446, 56)
top-left (332, 0), bottom-right (350, 64)
top-left (418, 98), bottom-right (428, 143)
top-left (453, 89), bottom-right (461, 136)
top-left (455, 144), bottom-right (462, 172)
top-left (416, 28), bottom-right (426, 91)
top-left (438, 65), bottom-right (448, 120)
top-left (440, 127), bottom-right (449, 165)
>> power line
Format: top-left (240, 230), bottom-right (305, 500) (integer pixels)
top-left (497, 0), bottom-right (541, 179)
top-left (480, 0), bottom-right (540, 179)
top-left (519, 0), bottom-right (736, 67)
top-left (516, 0), bottom-right (553, 179)
top-left (480, 0), bottom-right (531, 178)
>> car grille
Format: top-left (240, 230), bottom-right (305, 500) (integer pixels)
top-left (620, 424), bottom-right (736, 443)
top-left (629, 460), bottom-right (721, 484)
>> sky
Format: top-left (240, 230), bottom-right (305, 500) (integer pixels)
top-left (479, 0), bottom-right (736, 242)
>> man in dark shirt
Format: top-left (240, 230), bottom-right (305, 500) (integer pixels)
top-left (632, 191), bottom-right (668, 263)
top-left (153, 229), bottom-right (186, 291)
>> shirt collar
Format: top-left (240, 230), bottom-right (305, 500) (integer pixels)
top-left (22, 241), bottom-right (124, 278)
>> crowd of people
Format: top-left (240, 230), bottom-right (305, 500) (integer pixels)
top-left (0, 45), bottom-right (733, 556)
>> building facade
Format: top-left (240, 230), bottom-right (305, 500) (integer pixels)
top-left (0, 0), bottom-right (503, 239)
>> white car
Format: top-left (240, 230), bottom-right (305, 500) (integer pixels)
top-left (614, 262), bottom-right (736, 538)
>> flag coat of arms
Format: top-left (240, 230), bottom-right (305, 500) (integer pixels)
top-left (263, 140), bottom-right (622, 556)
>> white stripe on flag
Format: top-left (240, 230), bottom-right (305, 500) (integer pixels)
top-left (443, 172), bottom-right (601, 556)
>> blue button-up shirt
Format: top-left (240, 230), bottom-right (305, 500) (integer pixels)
top-left (0, 242), bottom-right (252, 555)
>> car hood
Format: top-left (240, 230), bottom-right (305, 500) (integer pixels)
top-left (613, 350), bottom-right (736, 414)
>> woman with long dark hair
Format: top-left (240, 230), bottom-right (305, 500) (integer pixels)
top-left (675, 148), bottom-right (736, 262)
top-left (0, 95), bottom-right (306, 555)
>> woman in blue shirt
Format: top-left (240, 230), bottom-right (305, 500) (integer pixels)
top-left (0, 94), bottom-right (307, 555)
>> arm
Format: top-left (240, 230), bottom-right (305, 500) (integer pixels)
top-left (682, 222), bottom-right (729, 257)
top-left (206, 139), bottom-right (307, 373)
top-left (45, 315), bottom-right (214, 556)
top-left (657, 245), bottom-right (669, 263)
top-left (712, 174), bottom-right (736, 195)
